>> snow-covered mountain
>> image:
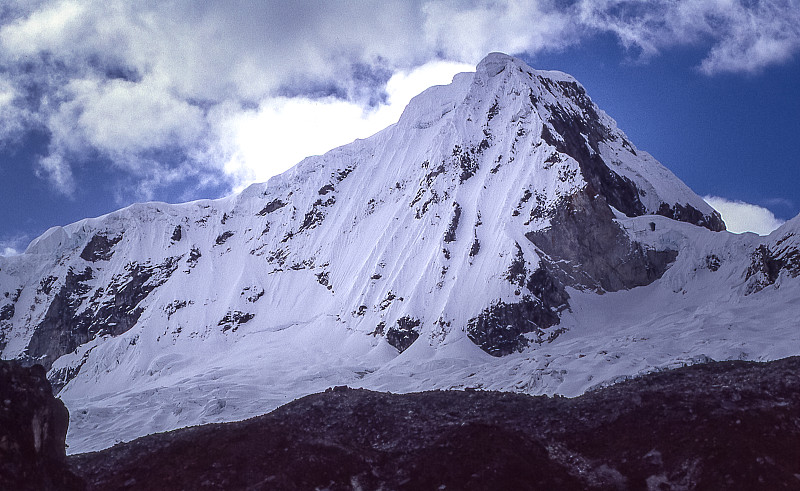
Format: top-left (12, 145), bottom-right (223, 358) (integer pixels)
top-left (1, 53), bottom-right (798, 454)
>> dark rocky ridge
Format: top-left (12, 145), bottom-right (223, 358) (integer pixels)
top-left (25, 257), bottom-right (181, 389)
top-left (70, 356), bottom-right (800, 490)
top-left (534, 76), bottom-right (725, 233)
top-left (23, 267), bottom-right (94, 371)
top-left (538, 83), bottom-right (645, 222)
top-left (458, 64), bottom-right (720, 357)
top-left (386, 315), bottom-right (421, 353)
top-left (79, 234), bottom-right (123, 262)
top-left (256, 198), bottom-right (287, 216)
top-left (467, 294), bottom-right (566, 356)
top-left (0, 361), bottom-right (83, 490)
top-left (466, 188), bottom-right (678, 356)
top-left (0, 302), bottom-right (15, 322)
top-left (655, 202), bottom-right (725, 233)
top-left (745, 230), bottom-right (800, 294)
top-left (527, 190), bottom-right (678, 292)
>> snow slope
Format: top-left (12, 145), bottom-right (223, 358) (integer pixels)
top-left (0, 53), bottom-right (797, 454)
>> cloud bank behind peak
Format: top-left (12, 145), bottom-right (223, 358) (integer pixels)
top-left (0, 0), bottom-right (797, 200)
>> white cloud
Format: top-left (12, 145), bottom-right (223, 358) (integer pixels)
top-left (0, 76), bottom-right (24, 145)
top-left (0, 78), bottom-right (14, 108)
top-left (0, 1), bottom-right (454, 196)
top-left (212, 60), bottom-right (473, 190)
top-left (704, 196), bottom-right (785, 236)
top-left (213, 97), bottom-right (376, 188)
top-left (577, 0), bottom-right (800, 75)
top-left (0, 0), bottom-right (87, 57)
top-left (0, 232), bottom-right (30, 256)
top-left (77, 79), bottom-right (203, 155)
top-left (1, 247), bottom-right (19, 257)
top-left (0, 0), bottom-right (798, 199)
top-left (35, 153), bottom-right (76, 195)
top-left (423, 0), bottom-right (575, 62)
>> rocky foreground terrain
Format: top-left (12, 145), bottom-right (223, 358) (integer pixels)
top-left (62, 356), bottom-right (800, 490)
top-left (0, 361), bottom-right (83, 490)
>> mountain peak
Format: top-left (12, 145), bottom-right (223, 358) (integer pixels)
top-left (6, 54), bottom-right (780, 456)
top-left (476, 52), bottom-right (577, 86)
top-left (476, 51), bottom-right (517, 77)
top-left (401, 52), bottom-right (724, 232)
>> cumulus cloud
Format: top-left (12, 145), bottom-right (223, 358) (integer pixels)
top-left (577, 0), bottom-right (800, 75)
top-left (213, 60), bottom-right (473, 189)
top-left (423, 0), bottom-right (576, 62)
top-left (36, 153), bottom-right (75, 195)
top-left (704, 196), bottom-right (785, 236)
top-left (0, 77), bottom-right (14, 110)
top-left (0, 76), bottom-right (22, 147)
top-left (1, 247), bottom-right (18, 257)
top-left (0, 0), bottom-right (797, 200)
top-left (0, 232), bottom-right (29, 256)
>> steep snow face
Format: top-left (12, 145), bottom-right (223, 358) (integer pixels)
top-left (742, 215), bottom-right (800, 294)
top-left (1, 53), bottom-right (794, 454)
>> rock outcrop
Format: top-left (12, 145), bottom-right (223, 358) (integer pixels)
top-left (0, 361), bottom-right (83, 490)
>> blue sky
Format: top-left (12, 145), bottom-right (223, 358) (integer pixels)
top-left (1, 0), bottom-right (799, 253)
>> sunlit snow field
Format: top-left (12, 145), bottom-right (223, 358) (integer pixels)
top-left (60, 214), bottom-right (800, 454)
